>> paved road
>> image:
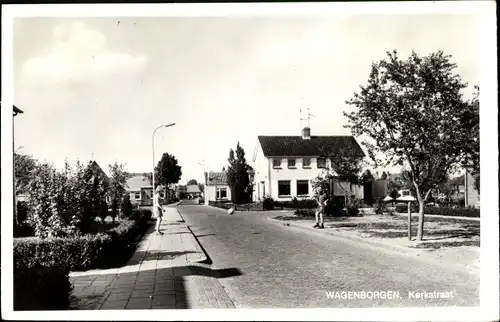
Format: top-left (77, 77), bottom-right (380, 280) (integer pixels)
top-left (178, 203), bottom-right (479, 308)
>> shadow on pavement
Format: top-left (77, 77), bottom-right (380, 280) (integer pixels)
top-left (71, 265), bottom-right (242, 310)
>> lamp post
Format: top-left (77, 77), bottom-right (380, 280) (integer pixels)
top-left (13, 105), bottom-right (24, 227)
top-left (152, 123), bottom-right (175, 208)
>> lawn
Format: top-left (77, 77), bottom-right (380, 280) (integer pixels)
top-left (273, 213), bottom-right (480, 249)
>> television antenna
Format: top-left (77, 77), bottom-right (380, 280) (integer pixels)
top-left (300, 107), bottom-right (315, 128)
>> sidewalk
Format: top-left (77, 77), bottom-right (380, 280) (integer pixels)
top-left (69, 205), bottom-right (235, 310)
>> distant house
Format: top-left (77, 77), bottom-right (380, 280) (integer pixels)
top-left (252, 126), bottom-right (365, 202)
top-left (186, 184), bottom-right (202, 198)
top-left (125, 173), bottom-right (165, 206)
top-left (205, 171), bottom-right (231, 202)
top-left (176, 185), bottom-right (187, 199)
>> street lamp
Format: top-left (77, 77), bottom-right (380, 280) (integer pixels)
top-left (152, 123), bottom-right (175, 207)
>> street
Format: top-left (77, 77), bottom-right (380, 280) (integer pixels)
top-left (178, 202), bottom-right (479, 308)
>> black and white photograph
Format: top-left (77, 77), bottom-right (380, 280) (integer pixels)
top-left (1, 2), bottom-right (498, 321)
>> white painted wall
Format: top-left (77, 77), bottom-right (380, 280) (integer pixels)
top-left (252, 142), bottom-right (364, 201)
top-left (252, 140), bottom-right (271, 202)
top-left (205, 184), bottom-right (232, 202)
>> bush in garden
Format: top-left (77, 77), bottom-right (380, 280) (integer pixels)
top-left (120, 194), bottom-right (133, 218)
top-left (262, 197), bottom-right (275, 211)
top-left (395, 204), bottom-right (479, 218)
top-left (14, 209), bottom-right (152, 271)
top-left (25, 160), bottom-right (109, 238)
top-left (14, 266), bottom-right (73, 310)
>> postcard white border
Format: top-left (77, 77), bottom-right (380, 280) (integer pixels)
top-left (2, 2), bottom-right (498, 321)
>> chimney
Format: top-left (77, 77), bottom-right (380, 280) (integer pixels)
top-left (302, 127), bottom-right (311, 140)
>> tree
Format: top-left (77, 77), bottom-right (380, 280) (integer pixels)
top-left (187, 179), bottom-right (198, 185)
top-left (14, 151), bottom-right (37, 195)
top-left (145, 153), bottom-right (182, 189)
top-left (345, 50), bottom-right (479, 240)
top-left (198, 183), bottom-right (205, 194)
top-left (327, 146), bottom-right (364, 207)
top-left (380, 171), bottom-right (388, 180)
top-left (108, 162), bottom-right (131, 223)
top-left (227, 142), bottom-right (252, 204)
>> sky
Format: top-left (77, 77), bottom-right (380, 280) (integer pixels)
top-left (12, 14), bottom-right (480, 184)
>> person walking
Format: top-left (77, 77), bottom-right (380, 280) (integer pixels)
top-left (313, 187), bottom-right (328, 229)
top-left (153, 186), bottom-right (164, 235)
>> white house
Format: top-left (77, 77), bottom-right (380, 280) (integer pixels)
top-left (204, 171), bottom-right (232, 203)
top-left (251, 126), bottom-right (365, 202)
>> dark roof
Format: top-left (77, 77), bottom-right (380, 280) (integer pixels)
top-left (258, 135), bottom-right (364, 158)
top-left (206, 171), bottom-right (228, 186)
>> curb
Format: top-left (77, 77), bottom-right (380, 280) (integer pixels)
top-left (185, 225), bottom-right (212, 265)
top-left (175, 207), bottom-right (210, 264)
top-left (176, 207), bottom-right (186, 222)
top-left (269, 218), bottom-right (480, 276)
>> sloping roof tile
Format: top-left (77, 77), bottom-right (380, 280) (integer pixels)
top-left (258, 135), bottom-right (364, 157)
top-left (206, 171), bottom-right (228, 186)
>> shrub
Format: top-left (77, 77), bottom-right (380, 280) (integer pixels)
top-left (14, 234), bottom-right (112, 271)
top-left (14, 266), bottom-right (73, 310)
top-left (374, 202), bottom-right (387, 215)
top-left (120, 194), bottom-right (133, 218)
top-left (274, 198), bottom-right (317, 210)
top-left (14, 209), bottom-right (152, 271)
top-left (262, 197), bottom-right (275, 211)
top-left (395, 204), bottom-right (480, 218)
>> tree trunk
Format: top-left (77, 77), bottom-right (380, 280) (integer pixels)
top-left (416, 199), bottom-right (425, 241)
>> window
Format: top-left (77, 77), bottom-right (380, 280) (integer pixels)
top-left (297, 180), bottom-right (309, 196)
top-left (302, 158), bottom-right (311, 168)
top-left (217, 188), bottom-right (228, 199)
top-left (160, 192), bottom-right (165, 198)
top-left (134, 192), bottom-right (141, 200)
top-left (288, 159), bottom-right (296, 168)
top-left (402, 190), bottom-right (410, 196)
top-left (278, 181), bottom-right (291, 197)
top-left (273, 159), bottom-right (282, 168)
top-left (317, 157), bottom-right (326, 168)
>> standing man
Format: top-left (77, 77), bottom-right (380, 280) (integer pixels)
top-left (313, 187), bottom-right (328, 229)
top-left (153, 186), bottom-right (164, 235)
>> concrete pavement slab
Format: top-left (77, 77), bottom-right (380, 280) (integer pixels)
top-left (69, 205), bottom-right (235, 310)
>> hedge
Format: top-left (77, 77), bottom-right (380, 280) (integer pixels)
top-left (14, 266), bottom-right (73, 310)
top-left (13, 209), bottom-right (152, 310)
top-left (14, 209), bottom-right (152, 271)
top-left (395, 204), bottom-right (480, 218)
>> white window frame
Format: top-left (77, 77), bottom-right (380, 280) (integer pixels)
top-left (296, 180), bottom-right (310, 196)
top-left (217, 187), bottom-right (228, 200)
top-left (278, 180), bottom-right (291, 197)
top-left (134, 192), bottom-right (141, 200)
top-left (273, 158), bottom-right (282, 169)
top-left (302, 158), bottom-right (311, 168)
top-left (288, 158), bottom-right (296, 169)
